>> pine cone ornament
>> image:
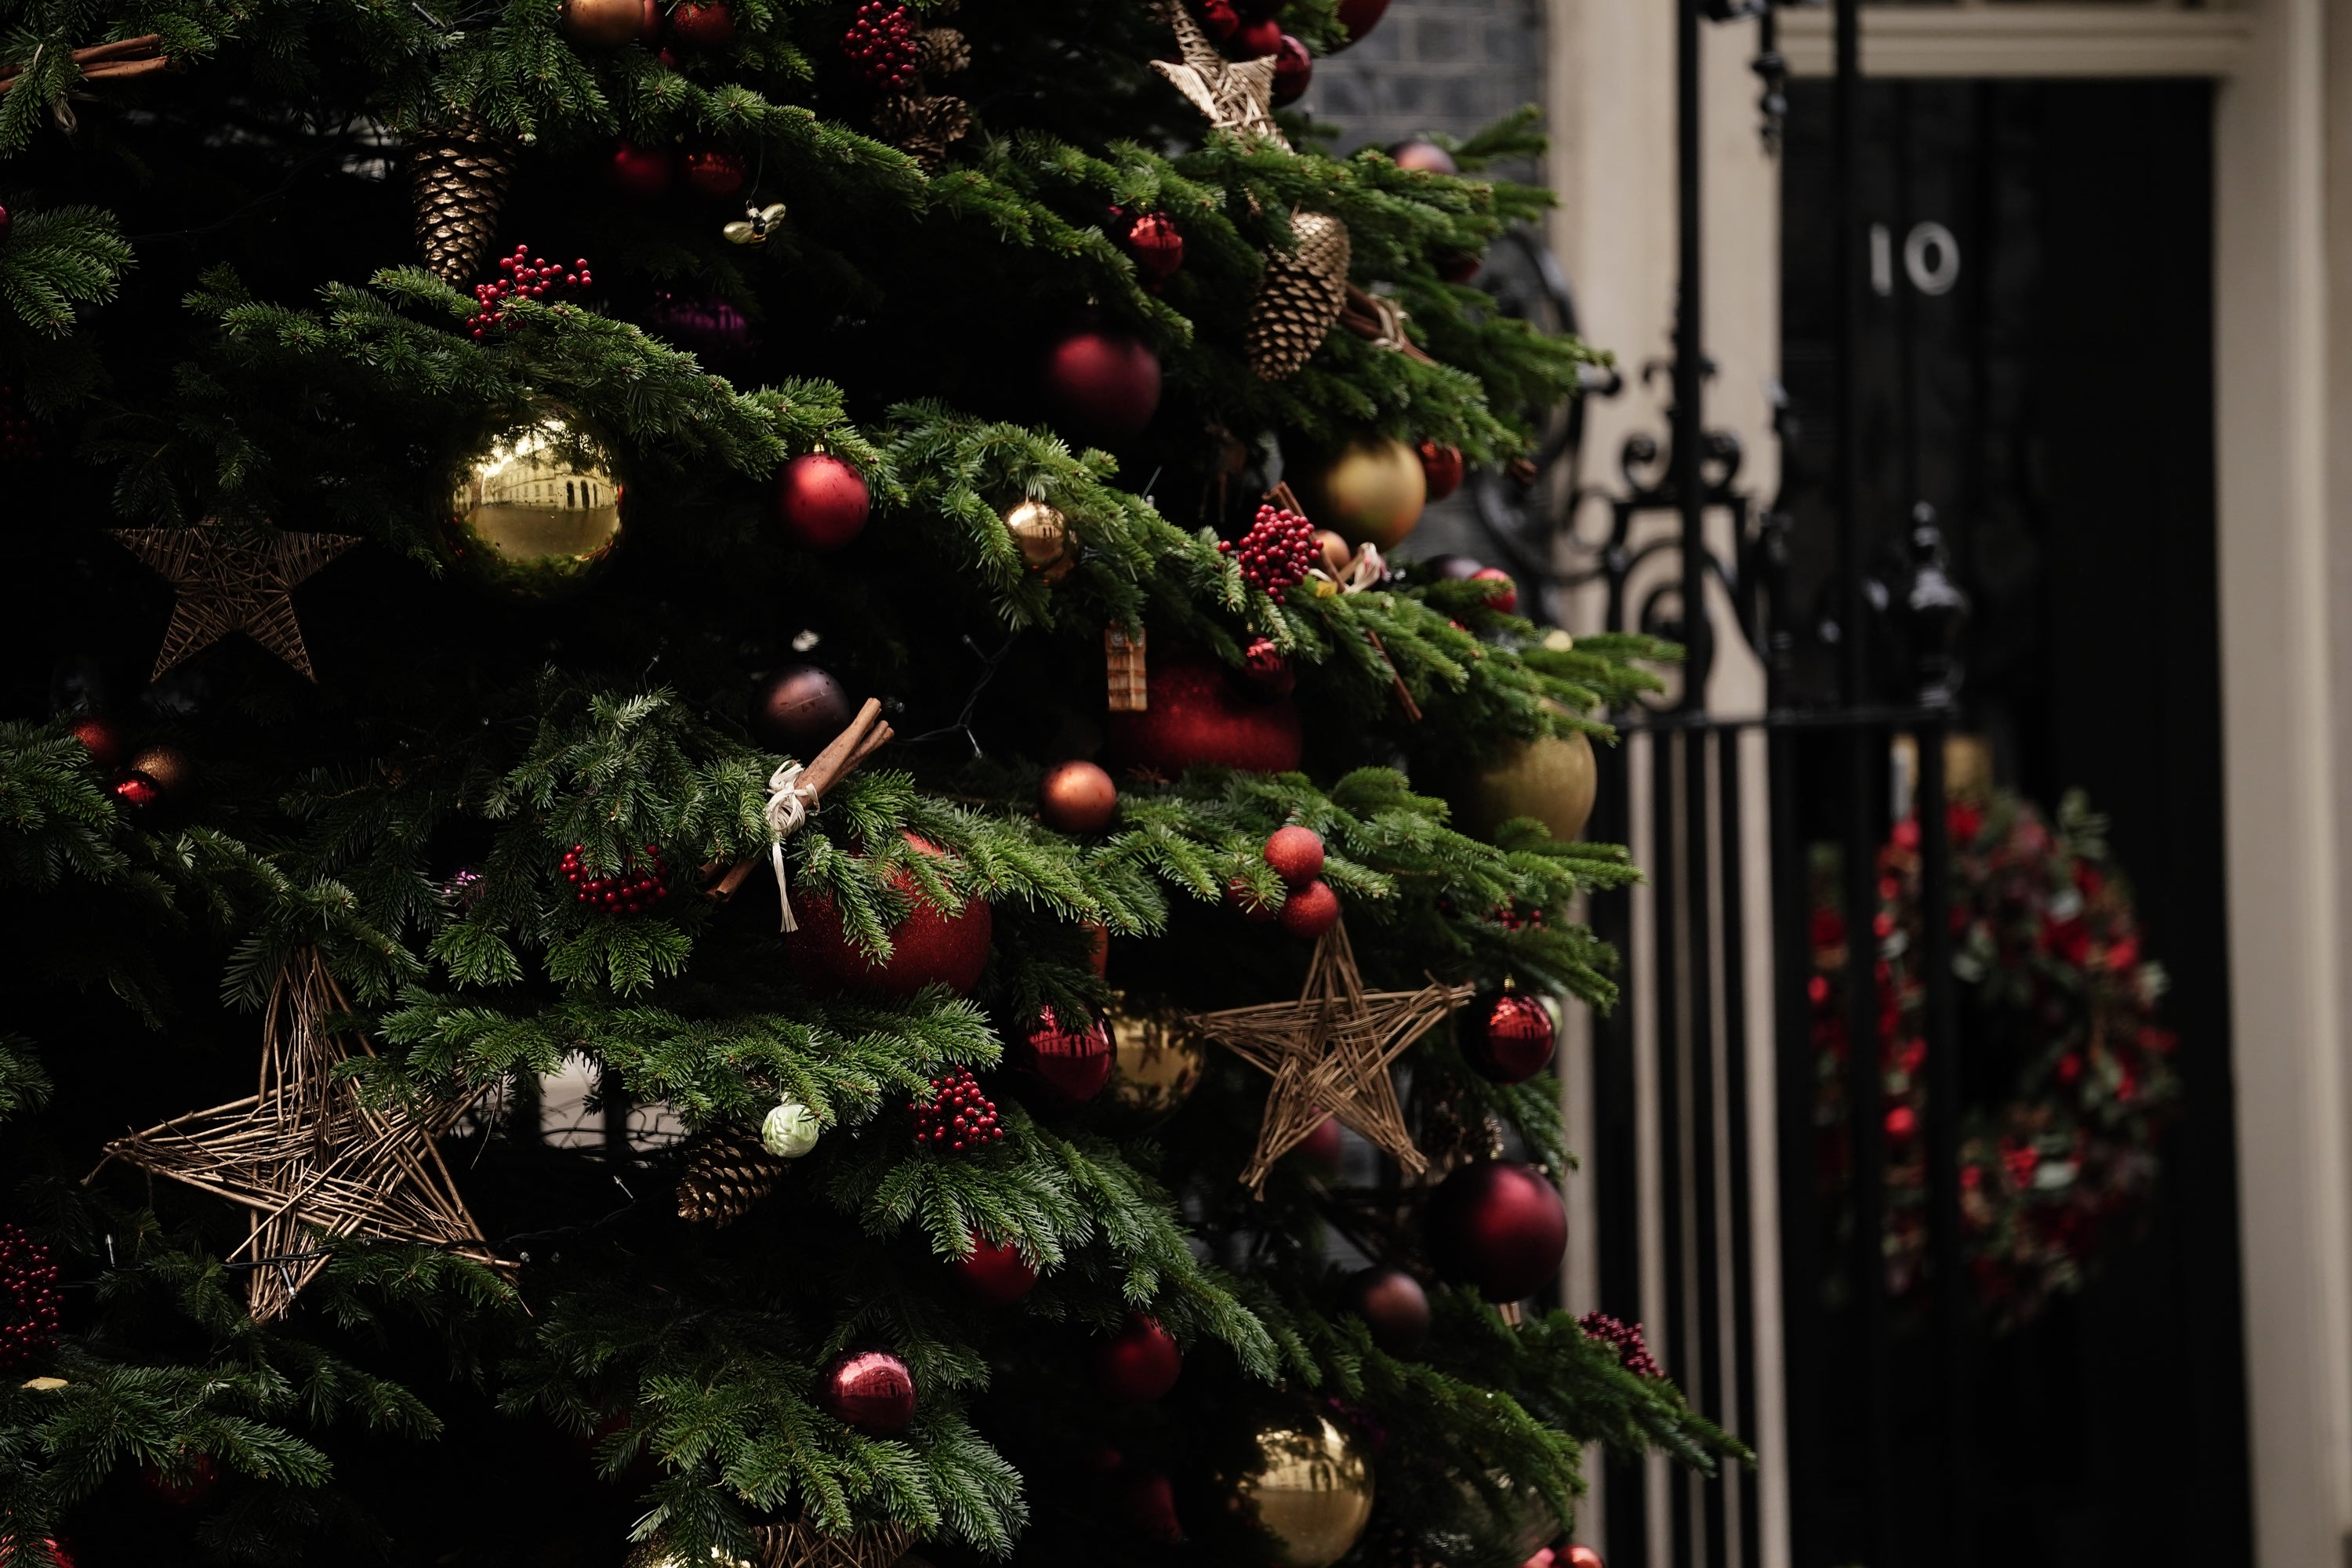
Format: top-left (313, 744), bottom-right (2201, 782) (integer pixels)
top-left (410, 111), bottom-right (514, 285)
top-left (1246, 209), bottom-right (1351, 380)
top-left (876, 93), bottom-right (971, 170)
top-left (676, 1126), bottom-right (788, 1225)
top-left (917, 25), bottom-right (970, 75)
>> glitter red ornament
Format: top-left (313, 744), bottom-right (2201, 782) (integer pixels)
top-left (842, 2), bottom-right (922, 88)
top-left (1417, 440), bottom-right (1465, 501)
top-left (1218, 503), bottom-right (1317, 602)
top-left (1226, 877), bottom-right (1279, 922)
top-left (609, 141), bottom-right (676, 197)
top-left (819, 1349), bottom-right (917, 1435)
top-left (910, 1065), bottom-right (1004, 1151)
top-left (955, 1233), bottom-right (1037, 1304)
top-left (1271, 34), bottom-right (1312, 103)
top-left (1471, 566), bottom-right (1518, 615)
top-left (1234, 15), bottom-right (1283, 55)
top-left (1105, 646), bottom-right (1302, 775)
top-left (1197, 0), bottom-right (1240, 39)
top-left (466, 247), bottom-right (591, 338)
top-left (790, 834), bottom-right (994, 998)
top-left (1126, 212), bottom-right (1185, 283)
top-left (1577, 1312), bottom-right (1662, 1379)
top-left (1345, 1265), bottom-right (1432, 1356)
top-left (775, 452), bottom-right (873, 551)
top-left (67, 716), bottom-right (125, 769)
top-left (1094, 1312), bottom-right (1181, 1400)
top-left (1278, 878), bottom-right (1341, 940)
top-left (0, 1225), bottom-right (61, 1368)
top-left (668, 0), bottom-right (736, 46)
top-left (1425, 1160), bottom-right (1568, 1302)
top-left (112, 743), bottom-right (191, 815)
top-left (682, 147), bottom-right (746, 200)
top-left (1462, 990), bottom-right (1555, 1083)
top-left (1263, 825), bottom-right (1325, 887)
top-left (560, 844), bottom-right (673, 915)
top-left (1042, 327), bottom-right (1163, 445)
top-left (1038, 759), bottom-right (1119, 833)
top-left (1018, 1006), bottom-right (1113, 1109)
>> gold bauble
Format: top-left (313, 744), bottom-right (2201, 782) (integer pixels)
top-left (1455, 729), bottom-right (1597, 843)
top-left (1232, 1417), bottom-right (1375, 1568)
top-left (1004, 499), bottom-right (1076, 583)
top-left (1287, 437), bottom-right (1427, 550)
top-left (1106, 997), bottom-right (1205, 1116)
top-left (446, 405), bottom-right (624, 596)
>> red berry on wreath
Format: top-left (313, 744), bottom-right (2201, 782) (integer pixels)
top-left (682, 147), bottom-right (746, 200)
top-left (1094, 1312), bottom-right (1181, 1400)
top-left (775, 452), bottom-right (872, 550)
top-left (1126, 212), bottom-right (1184, 282)
top-left (668, 0), bottom-right (736, 46)
top-left (1577, 1312), bottom-right (1662, 1379)
top-left (559, 844), bottom-right (674, 916)
top-left (954, 1232), bottom-right (1038, 1304)
top-left (1270, 34), bottom-right (1312, 104)
top-left (1263, 825), bottom-right (1325, 887)
top-left (1218, 503), bottom-right (1318, 602)
top-left (1278, 878), bottom-right (1340, 939)
top-left (910, 1065), bottom-right (1004, 1151)
top-left (1461, 990), bottom-right (1555, 1083)
top-left (0, 1225), bottom-right (61, 1368)
top-left (842, 1), bottom-right (923, 88)
top-left (609, 140), bottom-right (676, 197)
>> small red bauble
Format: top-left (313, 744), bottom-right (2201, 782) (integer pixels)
top-left (791, 837), bottom-right (993, 998)
top-left (668, 0), bottom-right (735, 46)
top-left (110, 775), bottom-right (163, 811)
top-left (1018, 1005), bottom-right (1112, 1109)
top-left (113, 743), bottom-right (191, 813)
top-left (775, 452), bottom-right (872, 551)
top-left (1295, 1112), bottom-right (1342, 1171)
top-left (1240, 636), bottom-right (1296, 698)
top-left (1564, 1548), bottom-right (1606, 1568)
top-left (750, 663), bottom-right (853, 753)
top-left (819, 1349), bottom-right (917, 1435)
top-left (1038, 759), bottom-right (1119, 834)
top-left (1471, 566), bottom-right (1518, 615)
top-left (1417, 440), bottom-right (1465, 501)
top-left (141, 1452), bottom-right (220, 1506)
top-left (1226, 877), bottom-right (1280, 922)
top-left (1127, 212), bottom-right (1185, 283)
top-left (67, 716), bottom-right (124, 769)
top-left (1104, 647), bottom-right (1302, 775)
top-left (1278, 878), bottom-right (1341, 939)
top-left (609, 141), bottom-right (676, 197)
top-left (955, 1233), bottom-right (1037, 1304)
top-left (1234, 16), bottom-right (1283, 55)
top-left (1270, 34), bottom-right (1312, 103)
top-left (0, 205), bottom-right (11, 244)
top-left (1084, 919), bottom-right (1110, 976)
top-left (1345, 1265), bottom-right (1432, 1356)
top-left (1042, 328), bottom-right (1163, 445)
top-left (1119, 1471), bottom-right (1183, 1541)
top-left (1095, 1312), bottom-right (1181, 1401)
top-left (1425, 1160), bottom-right (1568, 1302)
top-left (1263, 825), bottom-right (1325, 887)
top-left (1198, 0), bottom-right (1240, 38)
top-left (1437, 249), bottom-right (1484, 285)
top-left (1463, 991), bottom-right (1554, 1083)
top-left (560, 844), bottom-right (673, 916)
top-left (910, 1065), bottom-right (1005, 1150)
top-left (1334, 0), bottom-right (1390, 45)
top-left (0, 1225), bottom-right (60, 1369)
top-left (1389, 138), bottom-right (1459, 176)
top-left (682, 146), bottom-right (746, 200)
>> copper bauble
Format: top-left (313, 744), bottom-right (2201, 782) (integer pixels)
top-left (561, 0), bottom-right (657, 48)
top-left (788, 833), bottom-right (993, 998)
top-left (1425, 1161), bottom-right (1567, 1302)
top-left (750, 664), bottom-right (853, 754)
top-left (1462, 990), bottom-right (1555, 1083)
top-left (954, 1232), bottom-right (1037, 1304)
top-left (1345, 1265), bottom-right (1431, 1356)
top-left (1104, 646), bottom-right (1302, 775)
top-left (1455, 729), bottom-right (1597, 843)
top-left (1018, 1005), bottom-right (1112, 1108)
top-left (775, 453), bottom-right (871, 551)
top-left (1043, 328), bottom-right (1162, 445)
top-left (1262, 825), bottom-right (1325, 887)
top-left (1004, 499), bottom-right (1078, 583)
top-left (1107, 1000), bottom-right (1205, 1115)
top-left (818, 1348), bottom-right (916, 1435)
top-left (1287, 437), bottom-right (1426, 550)
top-left (122, 743), bottom-right (193, 799)
top-left (1314, 528), bottom-right (1352, 575)
top-left (1231, 1417), bottom-right (1374, 1568)
top-left (445, 405), bottom-right (624, 596)
top-left (1039, 759), bottom-right (1118, 833)
top-left (1096, 1312), bottom-right (1181, 1401)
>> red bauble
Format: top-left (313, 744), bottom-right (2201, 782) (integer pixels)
top-left (1039, 759), bottom-right (1119, 833)
top-left (1018, 1005), bottom-right (1112, 1108)
top-left (1084, 920), bottom-right (1110, 976)
top-left (1127, 212), bottom-right (1185, 283)
top-left (669, 0), bottom-right (736, 45)
top-left (1437, 249), bottom-right (1484, 285)
top-left (141, 1452), bottom-right (220, 1506)
top-left (1095, 1312), bottom-right (1181, 1401)
top-left (819, 1349), bottom-right (917, 1435)
top-left (67, 716), bottom-right (124, 768)
top-left (1278, 878), bottom-right (1341, 940)
top-left (112, 743), bottom-right (191, 815)
top-left (1295, 1112), bottom-right (1342, 1171)
top-left (1263, 825), bottom-right (1325, 887)
top-left (609, 140), bottom-right (676, 197)
top-left (1563, 1548), bottom-right (1606, 1568)
top-left (1471, 566), bottom-right (1518, 615)
top-left (1334, 0), bottom-right (1390, 45)
top-left (789, 833), bottom-right (993, 997)
top-left (1390, 138), bottom-right (1459, 176)
top-left (1119, 1471), bottom-right (1183, 1541)
top-left (1104, 648), bottom-right (1302, 775)
top-left (1234, 16), bottom-right (1283, 56)
top-left (1042, 328), bottom-right (1163, 445)
top-left (1226, 877), bottom-right (1280, 922)
top-left (1425, 1161), bottom-right (1568, 1302)
top-left (1345, 1265), bottom-right (1432, 1356)
top-left (1198, 0), bottom-right (1240, 39)
top-left (775, 453), bottom-right (872, 551)
top-left (683, 146), bottom-right (746, 200)
top-left (0, 205), bottom-right (11, 244)
top-left (955, 1233), bottom-right (1038, 1304)
top-left (1270, 34), bottom-right (1312, 103)
top-left (1417, 441), bottom-right (1465, 501)
top-left (1463, 991), bottom-right (1554, 1083)
top-left (750, 663), bottom-right (853, 753)
top-left (110, 775), bottom-right (163, 811)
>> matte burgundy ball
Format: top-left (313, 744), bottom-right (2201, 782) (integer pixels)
top-left (1039, 759), bottom-right (1119, 833)
top-left (1095, 1312), bottom-right (1181, 1401)
top-left (1471, 566), bottom-right (1518, 615)
top-left (955, 1233), bottom-right (1038, 1304)
top-left (819, 1349), bottom-right (916, 1435)
top-left (67, 716), bottom-right (125, 769)
top-left (1425, 1161), bottom-right (1568, 1302)
top-left (1271, 34), bottom-right (1312, 104)
top-left (609, 141), bottom-right (675, 197)
top-left (1334, 0), bottom-right (1391, 45)
top-left (1119, 1470), bottom-right (1183, 1541)
top-left (668, 0), bottom-right (735, 45)
top-left (683, 146), bottom-right (746, 200)
top-left (1346, 1265), bottom-right (1432, 1356)
top-left (789, 833), bottom-right (994, 998)
top-left (1018, 1005), bottom-right (1112, 1108)
top-left (1043, 328), bottom-right (1163, 445)
top-left (1234, 15), bottom-right (1283, 55)
top-left (1278, 878), bottom-right (1341, 940)
top-left (1418, 441), bottom-right (1465, 502)
top-left (1390, 138), bottom-right (1459, 176)
top-left (1263, 825), bottom-right (1325, 887)
top-left (1463, 991), bottom-right (1555, 1083)
top-left (1437, 249), bottom-right (1484, 285)
top-left (1295, 1112), bottom-right (1342, 1171)
top-left (1104, 647), bottom-right (1302, 775)
top-left (775, 453), bottom-right (872, 551)
top-left (750, 663), bottom-right (854, 753)
top-left (0, 205), bottom-right (11, 245)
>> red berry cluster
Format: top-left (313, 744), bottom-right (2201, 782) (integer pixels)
top-left (1218, 504), bottom-right (1317, 601)
top-left (1577, 1311), bottom-right (1662, 1380)
top-left (0, 1225), bottom-right (62, 1369)
top-left (0, 384), bottom-right (36, 463)
top-left (559, 844), bottom-right (673, 915)
top-left (842, 2), bottom-right (922, 88)
top-left (466, 247), bottom-right (593, 339)
top-left (1490, 901), bottom-right (1545, 932)
top-left (911, 1065), bottom-right (1004, 1152)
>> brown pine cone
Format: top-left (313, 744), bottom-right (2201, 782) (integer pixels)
top-left (916, 25), bottom-right (969, 76)
top-left (1246, 209), bottom-right (1351, 380)
top-left (676, 1126), bottom-right (788, 1225)
top-left (876, 93), bottom-right (971, 171)
top-left (409, 111), bottom-right (513, 285)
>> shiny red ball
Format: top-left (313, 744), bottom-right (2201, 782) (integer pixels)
top-left (682, 146), bottom-right (746, 199)
top-left (819, 1349), bottom-right (917, 1435)
top-left (1105, 647), bottom-right (1302, 775)
top-left (609, 140), bottom-right (675, 197)
top-left (0, 205), bottom-right (11, 244)
top-left (1042, 328), bottom-right (1162, 445)
top-left (1471, 565), bottom-right (1519, 615)
top-left (1119, 1471), bottom-right (1183, 1541)
top-left (1278, 878), bottom-right (1341, 940)
top-left (1295, 1112), bottom-right (1342, 1171)
top-left (750, 663), bottom-right (853, 753)
top-left (1390, 138), bottom-right (1459, 176)
top-left (668, 0), bottom-right (735, 45)
top-left (1333, 0), bottom-right (1390, 45)
top-left (1464, 992), bottom-right (1555, 1083)
top-left (955, 1233), bottom-right (1038, 1304)
top-left (1346, 1265), bottom-right (1432, 1356)
top-left (1425, 1161), bottom-right (1568, 1302)
top-left (67, 716), bottom-right (124, 769)
top-left (1234, 15), bottom-right (1283, 55)
top-left (1127, 212), bottom-right (1185, 282)
top-left (1418, 440), bottom-right (1466, 501)
top-left (1038, 759), bottom-right (1119, 833)
top-left (1095, 1312), bottom-right (1181, 1401)
top-left (1199, 0), bottom-right (1240, 38)
top-left (775, 452), bottom-right (872, 551)
top-left (1019, 1005), bottom-right (1112, 1108)
top-left (1270, 34), bottom-right (1312, 103)
top-left (1263, 825), bottom-right (1325, 887)
top-left (789, 833), bottom-right (994, 998)
top-left (110, 775), bottom-right (163, 810)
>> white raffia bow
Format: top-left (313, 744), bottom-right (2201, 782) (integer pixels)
top-left (765, 760), bottom-right (818, 931)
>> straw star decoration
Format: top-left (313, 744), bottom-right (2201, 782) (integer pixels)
top-left (111, 516), bottom-right (360, 681)
top-left (1188, 916), bottom-right (1472, 1193)
top-left (1150, 0), bottom-right (1285, 147)
top-left (93, 949), bottom-right (501, 1322)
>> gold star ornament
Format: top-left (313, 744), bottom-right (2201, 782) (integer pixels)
top-left (111, 517), bottom-right (360, 681)
top-left (1188, 916), bottom-right (1471, 1194)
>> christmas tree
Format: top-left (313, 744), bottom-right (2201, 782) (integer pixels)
top-left (0, 0), bottom-right (1737, 1562)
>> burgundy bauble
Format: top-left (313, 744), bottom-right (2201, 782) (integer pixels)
top-left (683, 146), bottom-right (746, 200)
top-left (114, 743), bottom-right (191, 811)
top-left (1234, 16), bottom-right (1283, 56)
top-left (1270, 34), bottom-right (1312, 104)
top-left (1346, 1265), bottom-right (1432, 1356)
top-left (1296, 1112), bottom-right (1342, 1172)
top-left (1038, 759), bottom-right (1119, 833)
top-left (1226, 877), bottom-right (1279, 922)
top-left (1199, 0), bottom-right (1240, 38)
top-left (775, 453), bottom-right (872, 551)
top-left (1127, 212), bottom-right (1185, 283)
top-left (1425, 1161), bottom-right (1568, 1302)
top-left (789, 833), bottom-right (994, 998)
top-left (955, 1233), bottom-right (1038, 1304)
top-left (1463, 991), bottom-right (1555, 1083)
top-left (67, 716), bottom-right (124, 769)
top-left (1418, 441), bottom-right (1465, 501)
top-left (1240, 635), bottom-right (1295, 697)
top-left (1084, 920), bottom-right (1110, 976)
top-left (1437, 249), bottom-right (1484, 285)
top-left (669, 0), bottom-right (736, 45)
top-left (1095, 1312), bottom-right (1181, 1401)
top-left (1278, 878), bottom-right (1341, 939)
top-left (1120, 1471), bottom-right (1183, 1541)
top-left (561, 0), bottom-right (659, 47)
top-left (1472, 567), bottom-right (1518, 615)
top-left (1390, 138), bottom-right (1459, 176)
top-left (1263, 825), bottom-right (1325, 887)
top-left (609, 140), bottom-right (676, 197)
top-left (1043, 328), bottom-right (1162, 445)
top-left (1104, 647), bottom-right (1302, 775)
top-left (1018, 1005), bottom-right (1113, 1108)
top-left (819, 1349), bottom-right (917, 1435)
top-left (0, 205), bottom-right (11, 244)
top-left (750, 663), bottom-right (854, 753)
top-left (1334, 0), bottom-right (1390, 45)
top-left (648, 291), bottom-right (753, 365)
top-left (141, 1453), bottom-right (220, 1507)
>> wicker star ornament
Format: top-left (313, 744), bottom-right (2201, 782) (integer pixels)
top-left (1189, 917), bottom-right (1472, 1193)
top-left (111, 517), bottom-right (359, 681)
top-left (93, 949), bottom-right (500, 1322)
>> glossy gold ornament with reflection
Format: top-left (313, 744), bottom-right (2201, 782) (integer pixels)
top-left (1105, 996), bottom-right (1205, 1116)
top-left (1286, 437), bottom-right (1426, 550)
top-left (446, 405), bottom-right (625, 595)
top-left (1230, 1416), bottom-right (1375, 1568)
top-left (1004, 499), bottom-right (1076, 583)
top-left (1454, 728), bottom-right (1597, 843)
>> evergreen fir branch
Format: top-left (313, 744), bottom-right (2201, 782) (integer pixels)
top-left (0, 205), bottom-right (134, 338)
